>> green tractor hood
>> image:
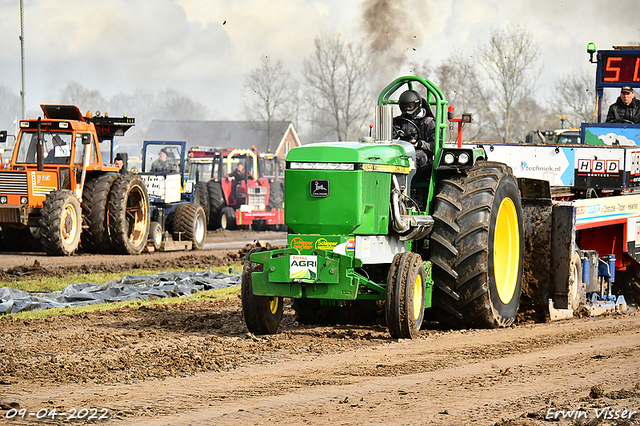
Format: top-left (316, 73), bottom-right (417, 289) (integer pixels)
top-left (285, 141), bottom-right (412, 236)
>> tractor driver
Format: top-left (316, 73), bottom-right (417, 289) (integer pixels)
top-left (227, 161), bottom-right (253, 183)
top-left (393, 90), bottom-right (436, 176)
top-left (150, 148), bottom-right (176, 173)
top-left (44, 135), bottom-right (71, 164)
top-left (227, 162), bottom-right (254, 203)
top-left (606, 86), bottom-right (640, 124)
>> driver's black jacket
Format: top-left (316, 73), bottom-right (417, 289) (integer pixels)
top-left (606, 97), bottom-right (640, 124)
top-left (393, 112), bottom-right (436, 170)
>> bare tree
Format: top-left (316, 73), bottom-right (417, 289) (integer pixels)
top-left (511, 97), bottom-right (560, 141)
top-left (243, 56), bottom-right (299, 151)
top-left (303, 33), bottom-right (373, 141)
top-left (434, 51), bottom-right (496, 141)
top-left (439, 26), bottom-right (541, 142)
top-left (156, 88), bottom-right (210, 122)
top-left (58, 81), bottom-right (108, 114)
top-left (476, 25), bottom-right (541, 141)
top-left (109, 89), bottom-right (160, 129)
top-left (548, 71), bottom-right (597, 127)
top-left (54, 83), bottom-right (210, 130)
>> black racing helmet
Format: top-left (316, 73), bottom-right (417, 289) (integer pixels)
top-left (398, 90), bottom-right (422, 119)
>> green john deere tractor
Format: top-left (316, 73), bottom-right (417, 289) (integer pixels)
top-left (242, 76), bottom-right (524, 338)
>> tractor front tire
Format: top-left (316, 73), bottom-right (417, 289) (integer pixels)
top-left (194, 181), bottom-right (210, 226)
top-left (385, 252), bottom-right (426, 338)
top-left (207, 180), bottom-right (225, 229)
top-left (267, 180), bottom-right (284, 210)
top-left (39, 190), bottom-right (82, 256)
top-left (108, 174), bottom-right (150, 255)
top-left (172, 203), bottom-right (207, 250)
top-left (220, 206), bottom-right (237, 230)
top-left (149, 221), bottom-right (163, 251)
top-left (81, 173), bottom-right (118, 253)
top-left (241, 247), bottom-right (283, 334)
top-left (430, 161), bottom-right (524, 329)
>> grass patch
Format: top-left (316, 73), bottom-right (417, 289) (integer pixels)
top-left (4, 286), bottom-right (241, 321)
top-left (0, 262), bottom-right (245, 320)
top-left (3, 262), bottom-right (244, 293)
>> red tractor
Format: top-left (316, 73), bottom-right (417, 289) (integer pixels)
top-left (186, 147), bottom-right (284, 230)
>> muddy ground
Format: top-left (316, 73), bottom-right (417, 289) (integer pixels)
top-left (0, 229), bottom-right (286, 282)
top-left (1, 229), bottom-right (639, 425)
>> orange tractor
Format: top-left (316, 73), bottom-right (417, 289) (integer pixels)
top-left (0, 105), bottom-right (149, 255)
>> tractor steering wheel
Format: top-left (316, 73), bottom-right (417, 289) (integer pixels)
top-left (611, 119), bottom-right (635, 124)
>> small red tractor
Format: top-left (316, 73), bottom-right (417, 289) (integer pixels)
top-left (187, 147), bottom-right (284, 230)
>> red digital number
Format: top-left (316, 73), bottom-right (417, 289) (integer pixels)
top-left (604, 56), bottom-right (622, 82)
top-left (635, 57), bottom-right (640, 82)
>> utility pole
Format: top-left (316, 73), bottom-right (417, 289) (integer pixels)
top-left (19, 0), bottom-right (25, 120)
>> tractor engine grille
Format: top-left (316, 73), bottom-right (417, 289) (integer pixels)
top-left (247, 186), bottom-right (267, 207)
top-left (0, 207), bottom-right (22, 224)
top-left (0, 172), bottom-right (28, 194)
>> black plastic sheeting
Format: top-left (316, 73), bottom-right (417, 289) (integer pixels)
top-left (0, 270), bottom-right (241, 314)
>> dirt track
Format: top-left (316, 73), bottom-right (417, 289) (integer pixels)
top-left (1, 230), bottom-right (640, 425)
top-left (0, 229), bottom-right (286, 282)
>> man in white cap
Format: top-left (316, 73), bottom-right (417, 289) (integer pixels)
top-left (606, 86), bottom-right (640, 124)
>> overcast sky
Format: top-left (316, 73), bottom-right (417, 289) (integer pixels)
top-left (1, 0), bottom-right (639, 122)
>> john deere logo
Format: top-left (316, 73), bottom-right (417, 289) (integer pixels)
top-left (310, 180), bottom-right (329, 198)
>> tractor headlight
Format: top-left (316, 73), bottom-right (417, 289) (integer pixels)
top-left (20, 197), bottom-right (28, 204)
top-left (458, 152), bottom-right (470, 164)
top-left (443, 153), bottom-right (455, 165)
top-left (0, 196), bottom-right (7, 204)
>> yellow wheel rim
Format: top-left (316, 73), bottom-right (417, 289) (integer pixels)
top-left (413, 273), bottom-right (423, 321)
top-left (494, 197), bottom-right (519, 305)
top-left (127, 186), bottom-right (149, 247)
top-left (268, 297), bottom-right (279, 315)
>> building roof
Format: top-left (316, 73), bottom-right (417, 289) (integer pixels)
top-left (138, 120), bottom-right (296, 153)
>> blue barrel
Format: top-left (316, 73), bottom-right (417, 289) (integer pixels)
top-left (581, 257), bottom-right (590, 285)
top-left (599, 254), bottom-right (616, 282)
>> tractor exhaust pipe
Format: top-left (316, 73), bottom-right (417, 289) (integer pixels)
top-left (375, 105), bottom-right (394, 141)
top-left (36, 117), bottom-right (44, 171)
top-left (391, 175), bottom-right (410, 233)
top-left (391, 174), bottom-right (434, 240)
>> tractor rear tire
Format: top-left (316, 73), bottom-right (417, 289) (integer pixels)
top-left (220, 206), bottom-right (237, 230)
top-left (39, 190), bottom-right (82, 256)
top-left (108, 174), bottom-right (150, 255)
top-left (385, 252), bottom-right (426, 338)
top-left (242, 247), bottom-right (283, 334)
top-left (81, 173), bottom-right (118, 253)
top-left (207, 180), bottom-right (225, 229)
top-left (172, 203), bottom-right (207, 250)
top-left (267, 180), bottom-right (284, 210)
top-left (194, 181), bottom-right (210, 226)
top-left (429, 161), bottom-right (524, 329)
